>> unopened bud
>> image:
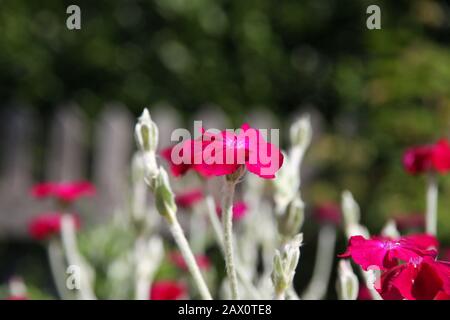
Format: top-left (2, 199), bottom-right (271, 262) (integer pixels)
top-left (154, 168), bottom-right (177, 222)
top-left (290, 115), bottom-right (312, 150)
top-left (341, 190), bottom-right (360, 226)
top-left (278, 197), bottom-right (304, 239)
top-left (336, 260), bottom-right (359, 300)
top-left (135, 108), bottom-right (158, 153)
top-left (271, 233), bottom-right (303, 294)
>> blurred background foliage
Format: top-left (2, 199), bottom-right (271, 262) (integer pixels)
top-left (1, 0), bottom-right (450, 298)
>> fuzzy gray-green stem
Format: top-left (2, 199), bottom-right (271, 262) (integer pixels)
top-left (426, 174), bottom-right (438, 236)
top-left (221, 179), bottom-right (240, 300)
top-left (167, 213), bottom-right (212, 300)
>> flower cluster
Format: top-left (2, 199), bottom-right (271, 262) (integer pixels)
top-left (340, 234), bottom-right (450, 300)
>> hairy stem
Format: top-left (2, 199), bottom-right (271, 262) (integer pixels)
top-left (301, 225), bottom-right (336, 300)
top-left (205, 195), bottom-right (261, 299)
top-left (167, 213), bottom-right (212, 300)
top-left (221, 179), bottom-right (240, 300)
top-left (47, 239), bottom-right (70, 299)
top-left (426, 174), bottom-right (438, 236)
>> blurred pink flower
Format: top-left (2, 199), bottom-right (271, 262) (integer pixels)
top-left (403, 139), bottom-right (450, 175)
top-left (394, 214), bottom-right (425, 231)
top-left (175, 189), bottom-right (204, 209)
top-left (149, 281), bottom-right (187, 300)
top-left (216, 201), bottom-right (248, 221)
top-left (339, 234), bottom-right (438, 271)
top-left (5, 295), bottom-right (27, 300)
top-left (169, 252), bottom-right (211, 271)
top-left (28, 213), bottom-right (80, 240)
top-left (314, 202), bottom-right (341, 225)
top-left (31, 181), bottom-right (96, 203)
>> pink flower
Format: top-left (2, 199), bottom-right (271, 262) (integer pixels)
top-left (168, 124), bottom-right (284, 179)
top-left (169, 252), bottom-right (211, 271)
top-left (31, 181), bottom-right (96, 203)
top-left (378, 256), bottom-right (450, 300)
top-left (339, 234), bottom-right (438, 271)
top-left (394, 214), bottom-right (425, 231)
top-left (216, 201), bottom-right (248, 221)
top-left (403, 139), bottom-right (450, 175)
top-left (161, 145), bottom-right (200, 178)
top-left (357, 285), bottom-right (372, 300)
top-left (314, 203), bottom-right (341, 225)
top-left (175, 189), bottom-right (204, 209)
top-left (149, 281), bottom-right (187, 300)
top-left (28, 213), bottom-right (80, 241)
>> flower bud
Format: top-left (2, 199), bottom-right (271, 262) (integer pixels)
top-left (278, 196), bottom-right (304, 239)
top-left (341, 190), bottom-right (360, 226)
top-left (290, 115), bottom-right (312, 150)
top-left (336, 260), bottom-right (359, 300)
top-left (135, 108), bottom-right (158, 153)
top-left (154, 168), bottom-right (177, 222)
top-left (271, 233), bottom-right (303, 294)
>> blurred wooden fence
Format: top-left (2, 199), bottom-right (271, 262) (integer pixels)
top-left (0, 103), bottom-right (317, 238)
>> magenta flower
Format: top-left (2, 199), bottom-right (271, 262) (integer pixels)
top-left (174, 189), bottom-right (204, 209)
top-left (339, 234), bottom-right (438, 271)
top-left (31, 181), bottom-right (96, 203)
top-left (378, 256), bottom-right (450, 300)
top-left (169, 252), bottom-right (211, 271)
top-left (314, 202), bottom-right (341, 225)
top-left (216, 201), bottom-right (248, 221)
top-left (403, 139), bottom-right (450, 175)
top-left (28, 213), bottom-right (80, 241)
top-left (149, 281), bottom-right (187, 300)
top-left (166, 124), bottom-right (284, 179)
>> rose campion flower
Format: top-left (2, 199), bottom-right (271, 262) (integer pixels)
top-left (169, 252), bottom-right (211, 271)
top-left (403, 139), bottom-right (450, 175)
top-left (357, 285), bottom-right (372, 300)
top-left (149, 281), bottom-right (187, 300)
top-left (28, 213), bottom-right (80, 240)
top-left (167, 124), bottom-right (284, 179)
top-left (339, 234), bottom-right (438, 270)
top-left (378, 256), bottom-right (450, 300)
top-left (314, 203), bottom-right (341, 225)
top-left (174, 189), bottom-right (204, 209)
top-left (216, 201), bottom-right (248, 221)
top-left (31, 181), bottom-right (96, 203)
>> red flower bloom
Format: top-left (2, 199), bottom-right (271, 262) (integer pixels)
top-left (169, 252), bottom-right (211, 271)
top-left (28, 213), bottom-right (80, 240)
top-left (149, 281), bottom-right (187, 300)
top-left (378, 256), bottom-right (450, 300)
top-left (216, 201), bottom-right (248, 221)
top-left (403, 139), bottom-right (450, 175)
top-left (31, 181), bottom-right (96, 203)
top-left (339, 234), bottom-right (438, 271)
top-left (167, 124), bottom-right (284, 179)
top-left (175, 189), bottom-right (204, 209)
top-left (314, 203), bottom-right (341, 225)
